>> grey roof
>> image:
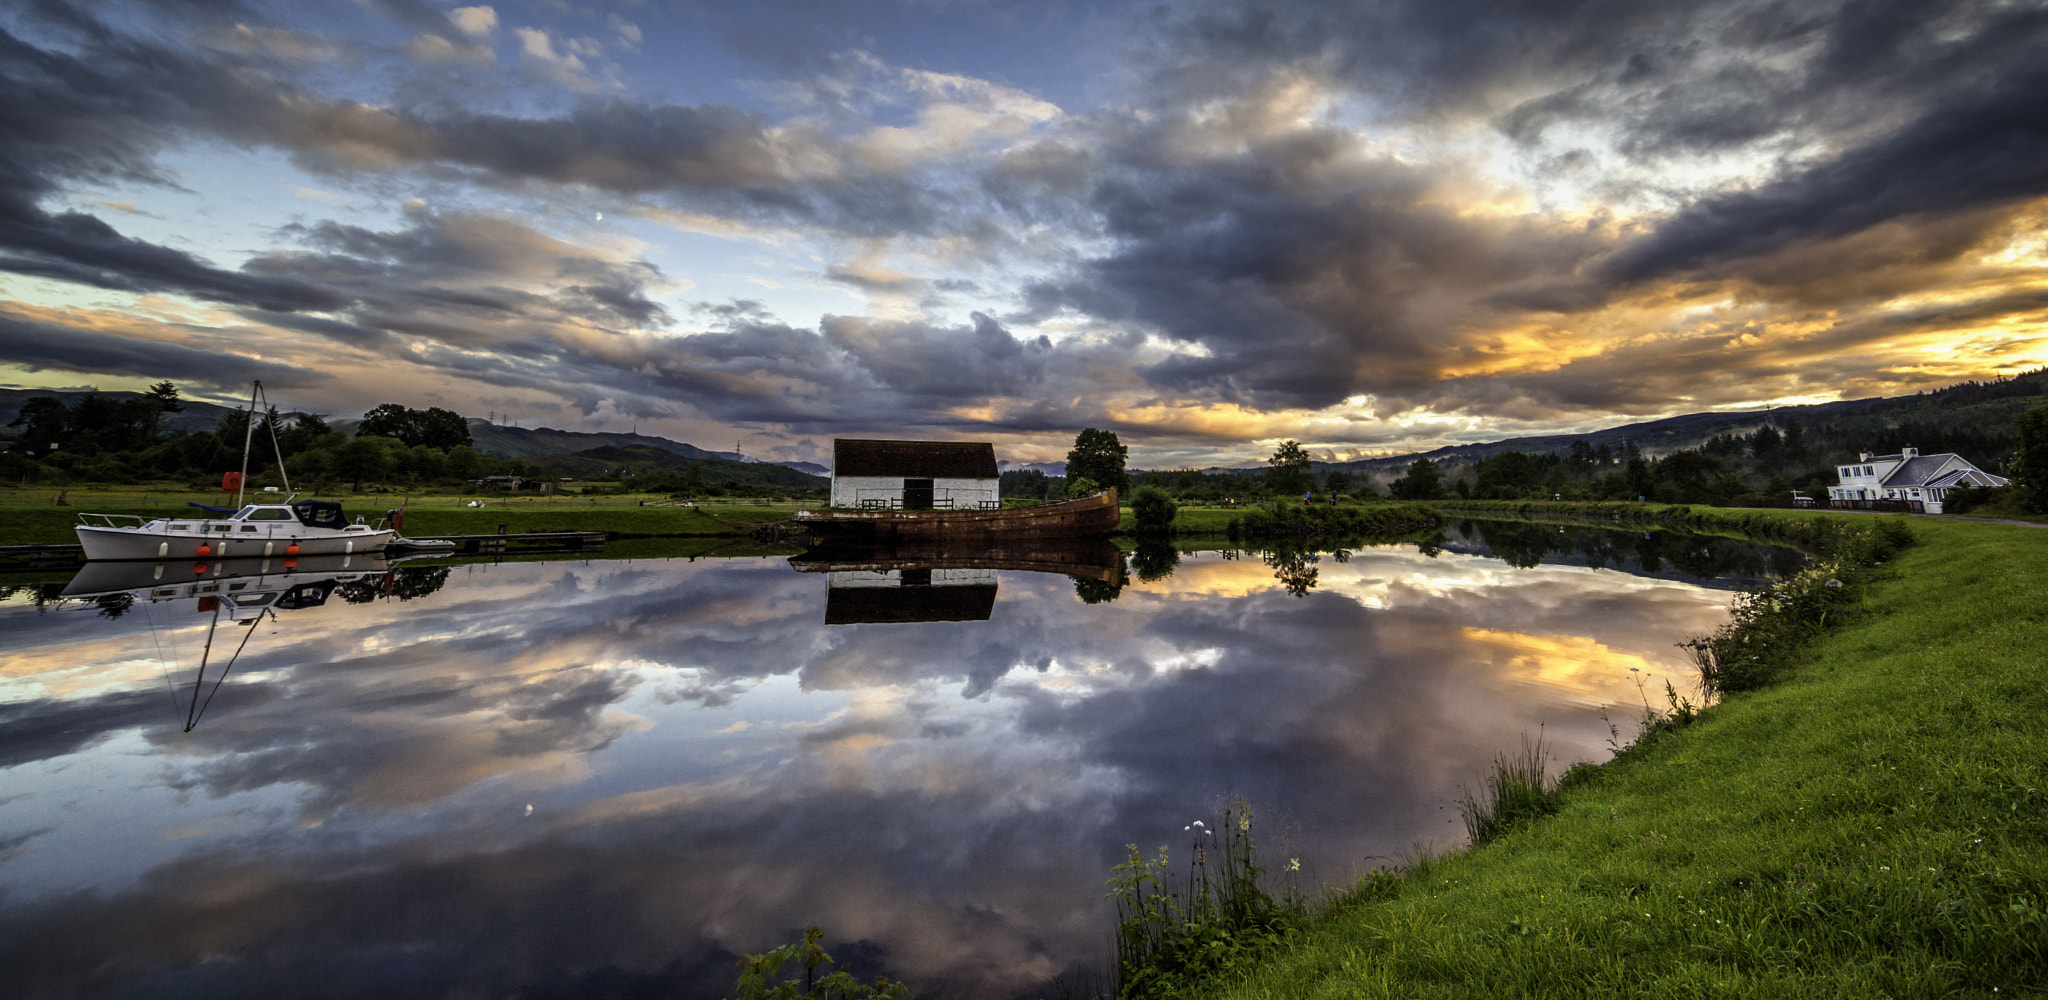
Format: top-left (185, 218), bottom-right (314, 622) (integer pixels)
top-left (1926, 468), bottom-right (2009, 489)
top-left (833, 439), bottom-right (998, 479)
top-left (1878, 455), bottom-right (1955, 487)
top-left (1878, 453), bottom-right (2007, 488)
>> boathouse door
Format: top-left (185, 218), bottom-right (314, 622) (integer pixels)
top-left (903, 478), bottom-right (935, 509)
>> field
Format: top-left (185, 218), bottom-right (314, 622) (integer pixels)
top-left (0, 485), bottom-right (812, 544)
top-left (1207, 509), bottom-right (2048, 998)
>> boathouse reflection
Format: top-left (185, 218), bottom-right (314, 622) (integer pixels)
top-left (789, 540), bottom-right (1128, 623)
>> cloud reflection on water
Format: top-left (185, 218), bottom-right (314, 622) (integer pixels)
top-left (0, 538), bottom-right (1743, 997)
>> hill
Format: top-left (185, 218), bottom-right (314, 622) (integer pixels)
top-left (0, 387), bottom-right (241, 436)
top-left (529, 444), bottom-right (827, 491)
top-left (1162, 368), bottom-right (2048, 480)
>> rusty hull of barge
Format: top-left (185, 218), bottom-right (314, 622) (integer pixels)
top-left (792, 489), bottom-right (1120, 543)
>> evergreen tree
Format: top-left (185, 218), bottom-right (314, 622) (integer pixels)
top-left (1389, 457), bottom-right (1445, 499)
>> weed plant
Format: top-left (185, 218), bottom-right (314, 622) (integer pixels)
top-left (1679, 516), bottom-right (1914, 694)
top-left (725, 927), bottom-right (907, 1000)
top-left (1458, 736), bottom-right (1564, 847)
top-left (1108, 801), bottom-right (1305, 999)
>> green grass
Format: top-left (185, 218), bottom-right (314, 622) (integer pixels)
top-left (1205, 511), bottom-right (2048, 998)
top-left (0, 489), bottom-right (808, 544)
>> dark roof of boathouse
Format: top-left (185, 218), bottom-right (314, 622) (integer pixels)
top-left (833, 439), bottom-right (998, 479)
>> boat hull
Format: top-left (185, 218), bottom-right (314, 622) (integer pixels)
top-left (75, 524), bottom-right (396, 561)
top-left (793, 490), bottom-right (1120, 542)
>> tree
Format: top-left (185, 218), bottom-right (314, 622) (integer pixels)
top-left (336, 435), bottom-right (401, 491)
top-left (1130, 485), bottom-right (1179, 534)
top-left (1323, 469), bottom-right (1350, 494)
top-left (358, 404), bottom-right (472, 449)
top-left (415, 407), bottom-right (472, 449)
top-left (1266, 439), bottom-right (1313, 496)
top-left (1474, 451), bottom-right (1540, 498)
top-left (278, 413), bottom-right (333, 455)
top-left (1065, 475), bottom-right (1101, 499)
top-left (7, 396), bottom-right (68, 454)
top-left (141, 381), bottom-right (183, 441)
top-left (1066, 428), bottom-right (1130, 495)
top-left (2015, 403), bottom-right (2048, 513)
top-left (1389, 457), bottom-right (1445, 500)
top-left (1752, 424), bottom-right (1782, 459)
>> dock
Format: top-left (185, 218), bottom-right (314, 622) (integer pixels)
top-left (405, 531), bottom-right (607, 555)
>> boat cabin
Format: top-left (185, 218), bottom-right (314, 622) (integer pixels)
top-left (830, 439), bottom-right (1001, 510)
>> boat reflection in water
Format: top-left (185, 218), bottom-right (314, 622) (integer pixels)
top-left (789, 539), bottom-right (1128, 624)
top-left (59, 553), bottom-right (448, 729)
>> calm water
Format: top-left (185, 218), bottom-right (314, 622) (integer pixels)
top-left (0, 523), bottom-right (1801, 998)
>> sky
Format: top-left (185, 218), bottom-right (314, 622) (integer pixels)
top-left (1, 0), bottom-right (2044, 469)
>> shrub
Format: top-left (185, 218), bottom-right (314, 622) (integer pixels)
top-left (1130, 486), bottom-right (1179, 534)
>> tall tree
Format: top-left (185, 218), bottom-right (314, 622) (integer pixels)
top-left (1266, 439), bottom-right (1313, 496)
top-left (357, 403), bottom-right (473, 450)
top-left (141, 381), bottom-right (183, 441)
top-left (1066, 428), bottom-right (1131, 495)
top-left (2014, 404), bottom-right (2048, 513)
top-left (7, 396), bottom-right (68, 454)
top-left (1389, 457), bottom-right (1445, 500)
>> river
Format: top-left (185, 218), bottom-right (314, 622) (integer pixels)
top-left (0, 520), bottom-right (1802, 998)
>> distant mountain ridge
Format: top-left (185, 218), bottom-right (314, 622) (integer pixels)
top-left (1149, 368), bottom-right (2048, 478)
top-left (533, 443), bottom-right (827, 490)
top-left (0, 387), bottom-right (241, 436)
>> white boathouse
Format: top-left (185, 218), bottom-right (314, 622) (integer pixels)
top-left (830, 439), bottom-right (1001, 510)
top-left (1827, 447), bottom-right (2008, 513)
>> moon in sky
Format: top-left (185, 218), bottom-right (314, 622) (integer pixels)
top-left (594, 212), bottom-right (603, 221)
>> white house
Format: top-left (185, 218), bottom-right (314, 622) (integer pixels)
top-left (830, 439), bottom-right (1001, 510)
top-left (1827, 447), bottom-right (2008, 513)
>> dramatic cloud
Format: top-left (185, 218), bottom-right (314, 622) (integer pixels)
top-left (0, 0), bottom-right (2041, 463)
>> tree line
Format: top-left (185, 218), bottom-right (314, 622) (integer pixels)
top-left (1, 385), bottom-right (546, 491)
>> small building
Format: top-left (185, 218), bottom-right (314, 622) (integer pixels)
top-left (473, 476), bottom-right (555, 494)
top-left (1827, 447), bottom-right (2007, 513)
top-left (831, 439), bottom-right (1000, 510)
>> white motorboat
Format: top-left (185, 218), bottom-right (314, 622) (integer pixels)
top-left (72, 379), bottom-right (398, 561)
top-left (74, 501), bottom-right (396, 561)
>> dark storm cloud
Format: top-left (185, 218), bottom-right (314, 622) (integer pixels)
top-left (823, 312), bottom-right (1051, 398)
top-left (1006, 0), bottom-right (2048, 416)
top-left (1598, 59), bottom-right (2048, 286)
top-left (0, 310), bottom-right (331, 388)
top-left (0, 18), bottom-right (351, 313)
top-left (1020, 113), bottom-right (1610, 410)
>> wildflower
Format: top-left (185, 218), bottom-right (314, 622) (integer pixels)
top-left (1286, 858), bottom-right (1301, 872)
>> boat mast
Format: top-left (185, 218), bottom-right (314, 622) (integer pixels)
top-left (261, 384), bottom-right (293, 498)
top-left (235, 381), bottom-right (260, 508)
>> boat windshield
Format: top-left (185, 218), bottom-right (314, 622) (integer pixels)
top-left (291, 501), bottom-right (347, 528)
top-left (234, 506), bottom-right (297, 521)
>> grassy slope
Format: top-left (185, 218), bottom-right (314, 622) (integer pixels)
top-left (1213, 511), bottom-right (2047, 998)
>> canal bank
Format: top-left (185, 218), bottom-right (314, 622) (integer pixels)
top-left (1206, 508), bottom-right (2047, 998)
